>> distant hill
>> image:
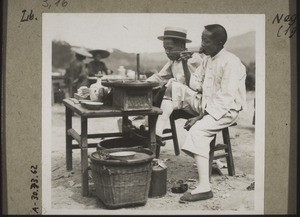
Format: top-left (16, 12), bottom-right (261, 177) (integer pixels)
top-left (101, 49), bottom-right (167, 74)
top-left (225, 31), bottom-right (255, 65)
top-left (186, 31), bottom-right (255, 65)
top-left (102, 31), bottom-right (256, 73)
top-left (225, 31), bottom-right (255, 51)
top-left (63, 31), bottom-right (255, 74)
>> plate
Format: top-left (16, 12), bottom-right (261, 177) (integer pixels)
top-left (109, 151), bottom-right (136, 160)
top-left (81, 101), bottom-right (103, 110)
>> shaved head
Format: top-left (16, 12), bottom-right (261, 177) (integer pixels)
top-left (204, 24), bottom-right (227, 46)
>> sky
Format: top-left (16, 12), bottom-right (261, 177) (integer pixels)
top-left (44, 13), bottom-right (264, 53)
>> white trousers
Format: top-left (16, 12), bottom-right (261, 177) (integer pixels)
top-left (156, 81), bottom-right (202, 137)
top-left (181, 109), bottom-right (238, 159)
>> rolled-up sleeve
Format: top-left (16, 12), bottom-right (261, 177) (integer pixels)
top-left (189, 66), bottom-right (205, 92)
top-left (146, 61), bottom-right (173, 83)
top-left (205, 59), bottom-right (245, 120)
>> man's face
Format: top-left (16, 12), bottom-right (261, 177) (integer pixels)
top-left (163, 39), bottom-right (185, 61)
top-left (95, 54), bottom-right (102, 61)
top-left (201, 29), bottom-right (221, 57)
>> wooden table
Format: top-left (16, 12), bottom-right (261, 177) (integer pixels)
top-left (62, 98), bottom-right (162, 196)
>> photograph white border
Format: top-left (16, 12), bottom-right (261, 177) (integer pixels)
top-left (42, 13), bottom-right (265, 215)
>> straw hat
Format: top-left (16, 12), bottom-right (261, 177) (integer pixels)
top-left (157, 27), bottom-right (192, 43)
top-left (89, 49), bottom-right (110, 58)
top-left (72, 47), bottom-right (92, 57)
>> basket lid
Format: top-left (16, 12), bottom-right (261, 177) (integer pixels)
top-left (90, 147), bottom-right (155, 165)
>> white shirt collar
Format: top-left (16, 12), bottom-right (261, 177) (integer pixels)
top-left (211, 48), bottom-right (226, 61)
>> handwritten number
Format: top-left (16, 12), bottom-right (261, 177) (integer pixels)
top-left (43, 0), bottom-right (68, 8)
top-left (277, 25), bottom-right (283, 37)
top-left (31, 194), bottom-right (38, 200)
top-left (30, 165), bottom-right (39, 214)
top-left (289, 27), bottom-right (296, 38)
top-left (31, 178), bottom-right (38, 183)
top-left (54, 0), bottom-right (60, 6)
top-left (62, 0), bottom-right (68, 7)
top-left (42, 0), bottom-right (49, 7)
top-left (30, 182), bottom-right (39, 189)
top-left (31, 165), bottom-right (38, 170)
top-left (31, 165), bottom-right (38, 174)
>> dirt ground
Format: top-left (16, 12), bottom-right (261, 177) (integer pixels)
top-left (50, 91), bottom-right (256, 214)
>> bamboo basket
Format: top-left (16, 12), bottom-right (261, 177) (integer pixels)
top-left (90, 148), bottom-right (154, 209)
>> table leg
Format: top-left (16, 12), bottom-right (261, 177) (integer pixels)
top-left (148, 115), bottom-right (157, 154)
top-left (80, 117), bottom-right (89, 196)
top-left (66, 107), bottom-right (73, 171)
top-left (122, 116), bottom-right (130, 138)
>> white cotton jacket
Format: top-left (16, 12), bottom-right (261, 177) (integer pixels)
top-left (200, 49), bottom-right (247, 120)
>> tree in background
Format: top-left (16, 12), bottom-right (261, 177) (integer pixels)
top-left (52, 40), bottom-right (73, 71)
top-left (244, 61), bottom-right (255, 91)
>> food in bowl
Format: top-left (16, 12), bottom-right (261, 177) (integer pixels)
top-left (109, 151), bottom-right (136, 160)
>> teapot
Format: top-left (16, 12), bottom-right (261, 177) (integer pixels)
top-left (90, 75), bottom-right (108, 102)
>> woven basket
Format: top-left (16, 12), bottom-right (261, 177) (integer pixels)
top-left (90, 148), bottom-right (154, 209)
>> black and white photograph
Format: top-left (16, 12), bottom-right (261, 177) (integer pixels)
top-left (42, 13), bottom-right (265, 215)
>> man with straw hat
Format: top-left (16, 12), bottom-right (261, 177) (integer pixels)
top-left (144, 27), bottom-right (204, 146)
top-left (65, 47), bottom-right (92, 97)
top-left (87, 49), bottom-right (110, 77)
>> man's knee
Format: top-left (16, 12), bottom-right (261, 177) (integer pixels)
top-left (190, 120), bottom-right (207, 131)
top-left (188, 123), bottom-right (208, 137)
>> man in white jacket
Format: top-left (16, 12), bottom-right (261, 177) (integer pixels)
top-left (176, 24), bottom-right (247, 202)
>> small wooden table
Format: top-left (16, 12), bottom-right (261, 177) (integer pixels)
top-left (62, 98), bottom-right (162, 196)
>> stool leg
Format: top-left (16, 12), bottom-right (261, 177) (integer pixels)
top-left (170, 116), bottom-right (180, 156)
top-left (222, 128), bottom-right (235, 176)
top-left (209, 136), bottom-right (216, 181)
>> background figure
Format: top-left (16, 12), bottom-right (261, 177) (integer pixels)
top-left (179, 24), bottom-right (247, 202)
top-left (87, 49), bottom-right (110, 77)
top-left (64, 47), bottom-right (92, 97)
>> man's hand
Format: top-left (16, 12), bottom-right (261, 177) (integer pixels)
top-left (164, 78), bottom-right (175, 98)
top-left (183, 111), bottom-right (207, 131)
top-left (180, 51), bottom-right (193, 61)
top-left (165, 78), bottom-right (176, 88)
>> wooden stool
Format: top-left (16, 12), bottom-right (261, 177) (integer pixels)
top-left (157, 110), bottom-right (195, 158)
top-left (158, 109), bottom-right (236, 180)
